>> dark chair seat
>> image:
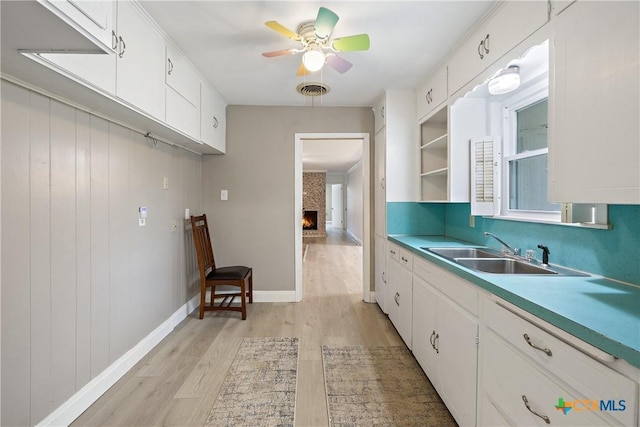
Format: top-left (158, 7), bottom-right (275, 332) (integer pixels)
top-left (206, 266), bottom-right (251, 281)
top-left (191, 214), bottom-right (253, 319)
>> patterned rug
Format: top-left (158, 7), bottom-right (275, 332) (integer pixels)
top-left (205, 337), bottom-right (299, 427)
top-left (322, 345), bottom-right (457, 426)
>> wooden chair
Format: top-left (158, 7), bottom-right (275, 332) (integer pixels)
top-left (190, 214), bottom-right (253, 320)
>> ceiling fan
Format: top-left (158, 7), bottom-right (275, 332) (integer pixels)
top-left (262, 7), bottom-right (370, 76)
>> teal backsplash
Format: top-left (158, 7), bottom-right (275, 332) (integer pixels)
top-left (386, 202), bottom-right (445, 235)
top-left (389, 202), bottom-right (640, 285)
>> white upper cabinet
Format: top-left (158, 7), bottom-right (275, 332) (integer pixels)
top-left (165, 43), bottom-right (201, 139)
top-left (549, 0), bottom-right (640, 204)
top-left (377, 91), bottom-right (417, 202)
top-left (39, 0), bottom-right (115, 52)
top-left (448, 1), bottom-right (550, 96)
top-left (200, 80), bottom-right (226, 153)
top-left (373, 95), bottom-right (386, 134)
top-left (115, 1), bottom-right (166, 121)
top-left (416, 65), bottom-right (447, 121)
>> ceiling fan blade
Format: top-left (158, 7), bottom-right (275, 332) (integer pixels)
top-left (314, 7), bottom-right (339, 39)
top-left (262, 49), bottom-right (298, 58)
top-left (265, 21), bottom-right (301, 41)
top-left (297, 62), bottom-right (311, 76)
top-left (326, 54), bottom-right (353, 74)
top-left (332, 34), bottom-right (371, 52)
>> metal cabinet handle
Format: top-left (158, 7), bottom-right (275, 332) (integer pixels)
top-left (394, 292), bottom-right (400, 306)
top-left (401, 256), bottom-right (408, 263)
top-left (167, 58), bottom-right (173, 75)
top-left (390, 250), bottom-right (396, 255)
top-left (380, 177), bottom-right (385, 190)
top-left (382, 272), bottom-right (386, 283)
top-left (118, 36), bottom-right (126, 58)
top-left (483, 34), bottom-right (490, 54)
top-left (111, 30), bottom-right (118, 50)
top-left (434, 333), bottom-right (439, 354)
top-left (213, 116), bottom-right (219, 129)
top-left (478, 40), bottom-right (484, 59)
top-left (430, 330), bottom-right (436, 348)
top-left (523, 334), bottom-right (552, 356)
top-left (522, 395), bottom-right (550, 424)
top-left (380, 106), bottom-right (385, 119)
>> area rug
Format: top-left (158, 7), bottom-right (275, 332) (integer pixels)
top-left (205, 337), bottom-right (299, 427)
top-left (322, 345), bottom-right (457, 426)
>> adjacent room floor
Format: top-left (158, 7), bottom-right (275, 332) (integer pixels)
top-left (71, 227), bottom-right (410, 426)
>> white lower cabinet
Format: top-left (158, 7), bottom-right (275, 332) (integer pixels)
top-left (374, 236), bottom-right (387, 313)
top-left (387, 245), bottom-right (413, 349)
top-left (479, 297), bottom-right (638, 426)
top-left (412, 257), bottom-right (479, 426)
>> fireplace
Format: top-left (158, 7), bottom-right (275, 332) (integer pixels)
top-left (302, 210), bottom-right (318, 230)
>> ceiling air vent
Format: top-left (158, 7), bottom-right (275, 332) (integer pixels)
top-left (296, 82), bottom-right (329, 97)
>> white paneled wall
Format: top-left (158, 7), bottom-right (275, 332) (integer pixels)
top-left (0, 80), bottom-right (203, 426)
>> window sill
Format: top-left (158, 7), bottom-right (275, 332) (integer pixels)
top-left (485, 215), bottom-right (613, 230)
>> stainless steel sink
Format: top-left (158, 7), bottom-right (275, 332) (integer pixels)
top-left (455, 258), bottom-right (558, 275)
top-left (422, 247), bottom-right (502, 259)
top-left (423, 246), bottom-right (589, 276)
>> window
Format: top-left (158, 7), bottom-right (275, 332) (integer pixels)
top-left (501, 96), bottom-right (560, 222)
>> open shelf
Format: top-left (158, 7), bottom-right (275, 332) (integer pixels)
top-left (419, 105), bottom-right (449, 201)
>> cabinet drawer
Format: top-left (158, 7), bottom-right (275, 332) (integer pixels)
top-left (482, 330), bottom-right (613, 426)
top-left (414, 256), bottom-right (478, 316)
top-left (485, 300), bottom-right (636, 426)
top-left (387, 242), bottom-right (400, 262)
top-left (448, 1), bottom-right (549, 95)
top-left (398, 248), bottom-right (413, 271)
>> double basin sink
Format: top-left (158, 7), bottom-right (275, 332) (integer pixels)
top-left (422, 247), bottom-right (587, 276)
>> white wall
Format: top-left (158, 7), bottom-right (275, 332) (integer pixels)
top-left (202, 106), bottom-right (373, 293)
top-left (0, 80), bottom-right (202, 426)
top-left (347, 161), bottom-right (364, 243)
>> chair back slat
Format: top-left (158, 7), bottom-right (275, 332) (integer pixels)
top-left (190, 215), bottom-right (216, 280)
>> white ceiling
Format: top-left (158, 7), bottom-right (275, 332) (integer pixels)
top-left (140, 1), bottom-right (495, 171)
top-left (302, 139), bottom-right (363, 172)
top-left (140, 1), bottom-right (496, 108)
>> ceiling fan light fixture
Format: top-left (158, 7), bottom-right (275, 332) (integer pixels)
top-left (488, 65), bottom-right (521, 95)
top-left (302, 49), bottom-right (325, 72)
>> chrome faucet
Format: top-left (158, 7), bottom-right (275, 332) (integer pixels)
top-left (483, 232), bottom-right (520, 256)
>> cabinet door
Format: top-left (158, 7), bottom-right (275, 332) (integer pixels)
top-left (40, 0), bottom-right (115, 52)
top-left (387, 259), bottom-right (412, 349)
top-left (165, 44), bottom-right (201, 138)
top-left (200, 81), bottom-right (226, 153)
top-left (437, 296), bottom-right (478, 427)
top-left (412, 275), bottom-right (438, 382)
top-left (374, 95), bottom-right (385, 133)
top-left (374, 127), bottom-right (386, 237)
top-left (374, 236), bottom-right (387, 314)
top-left (448, 1), bottom-right (549, 95)
top-left (37, 49), bottom-right (117, 94)
top-left (549, 1), bottom-right (639, 203)
top-left (417, 65), bottom-right (447, 121)
top-left (115, 1), bottom-right (166, 121)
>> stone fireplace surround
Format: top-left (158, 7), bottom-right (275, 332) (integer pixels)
top-left (303, 172), bottom-right (327, 237)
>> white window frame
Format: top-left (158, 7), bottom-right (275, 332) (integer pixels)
top-left (499, 80), bottom-right (560, 223)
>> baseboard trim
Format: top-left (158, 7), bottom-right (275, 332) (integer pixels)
top-left (36, 289), bottom-right (297, 425)
top-left (253, 290), bottom-right (297, 302)
top-left (347, 230), bottom-right (363, 246)
top-left (36, 294), bottom-right (201, 427)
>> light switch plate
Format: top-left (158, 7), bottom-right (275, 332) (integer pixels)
top-left (221, 190), bottom-right (228, 201)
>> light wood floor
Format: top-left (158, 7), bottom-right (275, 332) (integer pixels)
top-left (72, 227), bottom-right (404, 426)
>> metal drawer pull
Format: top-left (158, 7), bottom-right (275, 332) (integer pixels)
top-left (434, 333), bottom-right (439, 354)
top-left (394, 292), bottom-right (400, 306)
top-left (430, 330), bottom-right (436, 348)
top-left (522, 395), bottom-right (550, 424)
top-left (401, 256), bottom-right (408, 262)
top-left (390, 250), bottom-right (396, 255)
top-left (523, 334), bottom-right (552, 356)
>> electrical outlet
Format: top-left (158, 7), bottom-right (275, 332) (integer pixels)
top-left (469, 215), bottom-right (476, 228)
top-left (139, 218), bottom-right (146, 227)
top-left (221, 190), bottom-right (228, 201)
top-left (163, 177), bottom-right (169, 190)
top-left (171, 219), bottom-right (178, 232)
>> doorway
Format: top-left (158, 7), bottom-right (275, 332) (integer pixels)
top-left (294, 133), bottom-right (372, 303)
top-left (330, 184), bottom-right (344, 230)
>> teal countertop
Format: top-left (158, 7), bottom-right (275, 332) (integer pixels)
top-left (388, 235), bottom-right (640, 369)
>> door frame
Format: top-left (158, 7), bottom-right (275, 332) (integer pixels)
top-left (294, 132), bottom-right (372, 303)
